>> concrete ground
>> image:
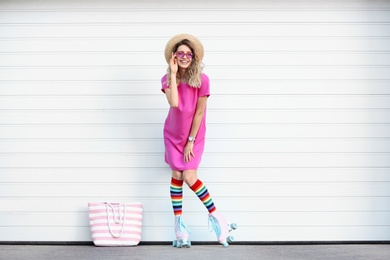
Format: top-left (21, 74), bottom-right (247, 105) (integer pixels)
top-left (1, 244), bottom-right (390, 260)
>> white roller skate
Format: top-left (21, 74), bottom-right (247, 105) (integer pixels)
top-left (208, 212), bottom-right (237, 247)
top-left (172, 216), bottom-right (191, 248)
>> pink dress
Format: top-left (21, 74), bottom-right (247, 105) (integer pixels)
top-left (161, 73), bottom-right (210, 171)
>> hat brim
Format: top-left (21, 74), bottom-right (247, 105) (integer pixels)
top-left (164, 34), bottom-right (204, 64)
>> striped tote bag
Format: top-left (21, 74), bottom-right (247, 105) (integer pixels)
top-left (88, 202), bottom-right (143, 246)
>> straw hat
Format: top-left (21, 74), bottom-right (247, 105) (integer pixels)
top-left (164, 33), bottom-right (204, 64)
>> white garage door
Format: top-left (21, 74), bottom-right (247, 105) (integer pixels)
top-left (0, 0), bottom-right (390, 242)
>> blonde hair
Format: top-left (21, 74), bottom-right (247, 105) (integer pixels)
top-left (166, 39), bottom-right (203, 88)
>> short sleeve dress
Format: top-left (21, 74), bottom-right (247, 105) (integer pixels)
top-left (161, 73), bottom-right (210, 171)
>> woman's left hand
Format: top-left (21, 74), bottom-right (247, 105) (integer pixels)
top-left (184, 142), bottom-right (195, 163)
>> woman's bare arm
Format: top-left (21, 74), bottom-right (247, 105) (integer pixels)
top-left (184, 96), bottom-right (208, 162)
top-left (164, 54), bottom-right (179, 107)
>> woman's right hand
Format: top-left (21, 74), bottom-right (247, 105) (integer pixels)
top-left (169, 52), bottom-right (178, 74)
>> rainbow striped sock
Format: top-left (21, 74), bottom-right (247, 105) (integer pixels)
top-left (170, 178), bottom-right (184, 216)
top-left (190, 179), bottom-right (216, 213)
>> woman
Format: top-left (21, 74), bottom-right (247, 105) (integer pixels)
top-left (161, 34), bottom-right (236, 248)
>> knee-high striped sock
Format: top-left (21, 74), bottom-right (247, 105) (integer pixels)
top-left (190, 179), bottom-right (216, 213)
top-left (170, 178), bottom-right (184, 216)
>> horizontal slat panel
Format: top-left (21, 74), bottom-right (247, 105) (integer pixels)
top-left (211, 95), bottom-right (390, 109)
top-left (209, 67), bottom-right (390, 80)
top-left (0, 68), bottom-right (163, 81)
top-left (2, 197), bottom-right (390, 212)
top-left (1, 67), bottom-right (389, 81)
top-left (0, 96), bottom-right (167, 110)
top-left (146, 226), bottom-right (390, 241)
top-left (1, 139), bottom-right (390, 153)
top-left (208, 53), bottom-right (390, 66)
top-left (0, 110), bottom-right (389, 124)
top-left (0, 227), bottom-right (96, 241)
top-left (211, 80), bottom-right (390, 95)
top-left (0, 82), bottom-right (160, 95)
top-left (0, 169), bottom-right (388, 188)
top-left (208, 37), bottom-right (390, 52)
top-left (1, 24), bottom-right (389, 38)
top-left (0, 111), bottom-right (167, 124)
top-left (2, 53), bottom-right (390, 66)
top-left (1, 226), bottom-right (389, 242)
top-left (208, 110), bottom-right (390, 124)
top-left (0, 125), bottom-right (164, 138)
top-left (1, 10), bottom-right (390, 23)
top-left (1, 124), bottom-right (390, 139)
top-left (208, 124), bottom-right (390, 138)
top-left (1, 0), bottom-right (390, 10)
top-left (1, 182), bottom-right (390, 197)
top-left (2, 37), bottom-right (390, 52)
top-left (0, 152), bottom-right (389, 167)
top-left (1, 95), bottom-right (390, 109)
top-left (203, 153), bottom-right (390, 168)
top-left (1, 167), bottom-right (389, 183)
top-left (1, 212), bottom-right (390, 228)
top-left (1, 81), bottom-right (390, 95)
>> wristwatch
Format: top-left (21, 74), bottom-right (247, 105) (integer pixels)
top-left (188, 136), bottom-right (195, 142)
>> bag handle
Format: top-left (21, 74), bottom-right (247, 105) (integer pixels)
top-left (105, 202), bottom-right (127, 238)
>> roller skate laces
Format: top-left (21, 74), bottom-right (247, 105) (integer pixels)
top-left (208, 212), bottom-right (237, 247)
top-left (173, 216), bottom-right (191, 248)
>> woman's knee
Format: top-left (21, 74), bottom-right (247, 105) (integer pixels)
top-left (171, 170), bottom-right (183, 180)
top-left (183, 170), bottom-right (198, 187)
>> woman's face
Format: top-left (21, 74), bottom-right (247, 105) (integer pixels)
top-left (175, 44), bottom-right (193, 69)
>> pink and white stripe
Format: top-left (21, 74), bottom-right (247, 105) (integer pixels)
top-left (88, 202), bottom-right (143, 246)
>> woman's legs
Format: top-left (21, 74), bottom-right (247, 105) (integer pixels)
top-left (169, 170), bottom-right (199, 216)
top-left (171, 170), bottom-right (183, 181)
top-left (184, 170), bottom-right (216, 214)
top-left (182, 169), bottom-right (198, 187)
top-left (170, 177), bottom-right (184, 216)
top-left (170, 170), bottom-right (235, 247)
top-left (170, 171), bottom-right (190, 247)
top-left (170, 170), bottom-right (216, 214)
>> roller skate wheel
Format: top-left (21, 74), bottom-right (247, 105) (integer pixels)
top-left (230, 223), bottom-right (238, 230)
top-left (181, 240), bottom-right (191, 248)
top-left (174, 239), bottom-right (191, 248)
top-left (223, 243), bottom-right (229, 247)
top-left (227, 235), bottom-right (234, 243)
top-left (221, 241), bottom-right (229, 247)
